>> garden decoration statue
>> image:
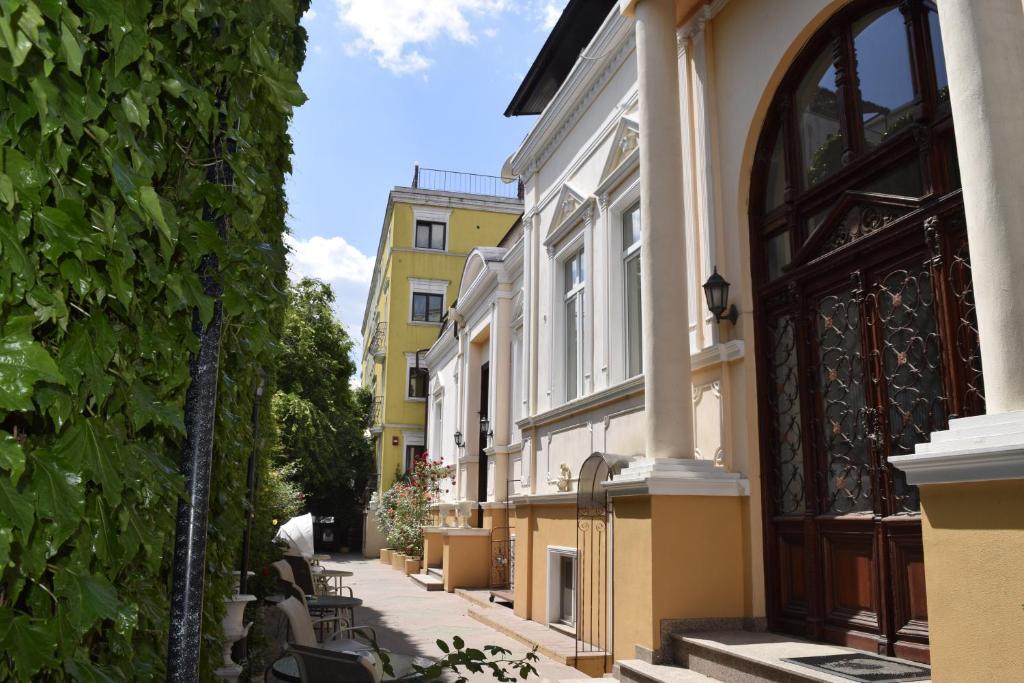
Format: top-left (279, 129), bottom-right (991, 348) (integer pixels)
top-left (556, 463), bottom-right (572, 492)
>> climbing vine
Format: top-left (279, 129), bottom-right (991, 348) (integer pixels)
top-left (0, 0), bottom-right (306, 679)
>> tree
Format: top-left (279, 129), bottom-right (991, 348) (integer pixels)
top-left (273, 278), bottom-right (373, 548)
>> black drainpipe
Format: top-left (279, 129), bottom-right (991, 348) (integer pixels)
top-left (166, 127), bottom-right (231, 683)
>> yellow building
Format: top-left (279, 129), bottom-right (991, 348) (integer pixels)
top-left (361, 166), bottom-right (522, 555)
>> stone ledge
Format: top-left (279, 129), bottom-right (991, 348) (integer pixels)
top-left (604, 458), bottom-right (750, 497)
top-left (890, 411), bottom-right (1024, 484)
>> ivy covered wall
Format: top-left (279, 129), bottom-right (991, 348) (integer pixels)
top-left (0, 0), bottom-right (307, 679)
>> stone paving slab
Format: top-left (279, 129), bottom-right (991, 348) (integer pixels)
top-left (325, 555), bottom-right (586, 682)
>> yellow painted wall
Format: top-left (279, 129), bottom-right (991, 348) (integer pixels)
top-left (650, 496), bottom-right (749, 625)
top-left (920, 480), bottom-right (1024, 681)
top-left (364, 195), bottom-right (519, 492)
top-left (612, 497), bottom-right (656, 659)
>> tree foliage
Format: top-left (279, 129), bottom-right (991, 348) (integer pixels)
top-left (273, 278), bottom-right (374, 548)
top-left (0, 0), bottom-right (306, 679)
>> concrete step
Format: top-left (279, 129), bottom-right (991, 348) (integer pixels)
top-left (426, 566), bottom-right (443, 579)
top-left (613, 660), bottom-right (716, 683)
top-left (670, 631), bottom-right (931, 683)
top-left (408, 572), bottom-right (443, 591)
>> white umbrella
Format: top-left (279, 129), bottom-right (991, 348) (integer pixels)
top-left (275, 513), bottom-right (315, 559)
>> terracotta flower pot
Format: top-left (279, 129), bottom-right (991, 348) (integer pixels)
top-left (380, 548), bottom-right (393, 564)
top-left (404, 558), bottom-right (422, 575)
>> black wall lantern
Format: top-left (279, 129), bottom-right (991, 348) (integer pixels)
top-left (703, 267), bottom-right (739, 324)
top-left (454, 431), bottom-right (465, 448)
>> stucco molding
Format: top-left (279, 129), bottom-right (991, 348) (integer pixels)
top-left (518, 375), bottom-right (644, 431)
top-left (604, 457), bottom-right (750, 497)
top-left (509, 11), bottom-right (636, 180)
top-left (890, 411), bottom-right (1024, 484)
top-left (509, 491), bottom-right (577, 507)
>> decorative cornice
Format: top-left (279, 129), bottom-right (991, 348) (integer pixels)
top-left (509, 491), bottom-right (577, 507)
top-left (890, 411), bottom-right (1024, 484)
top-left (603, 457), bottom-right (749, 497)
top-left (543, 195), bottom-right (596, 251)
top-left (510, 11), bottom-right (635, 180)
top-left (518, 374), bottom-right (644, 431)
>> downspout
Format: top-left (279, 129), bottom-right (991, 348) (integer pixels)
top-left (166, 127), bottom-right (231, 681)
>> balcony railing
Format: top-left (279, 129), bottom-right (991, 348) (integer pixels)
top-left (366, 396), bottom-right (384, 431)
top-left (368, 321), bottom-right (387, 360)
top-left (411, 164), bottom-right (523, 200)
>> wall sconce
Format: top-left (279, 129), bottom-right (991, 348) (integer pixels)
top-left (702, 267), bottom-right (738, 324)
top-left (479, 415), bottom-right (493, 447)
top-left (453, 431), bottom-right (465, 448)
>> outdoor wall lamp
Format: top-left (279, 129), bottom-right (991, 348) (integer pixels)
top-left (703, 267), bottom-right (739, 324)
top-left (479, 415), bottom-right (491, 436)
top-left (454, 431), bottom-right (465, 448)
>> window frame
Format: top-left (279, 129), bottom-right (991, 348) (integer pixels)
top-left (407, 365), bottom-right (429, 400)
top-left (562, 248), bottom-right (586, 402)
top-left (751, 0), bottom-right (957, 287)
top-left (414, 219), bottom-right (447, 251)
top-left (411, 291), bottom-right (444, 323)
top-left (621, 200), bottom-right (643, 378)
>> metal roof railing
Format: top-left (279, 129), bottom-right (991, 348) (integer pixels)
top-left (411, 164), bottom-right (523, 200)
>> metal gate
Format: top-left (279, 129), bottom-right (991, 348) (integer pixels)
top-left (488, 467), bottom-right (515, 605)
top-left (576, 452), bottom-right (613, 670)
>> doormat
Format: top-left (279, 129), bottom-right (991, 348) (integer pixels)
top-left (782, 653), bottom-right (930, 682)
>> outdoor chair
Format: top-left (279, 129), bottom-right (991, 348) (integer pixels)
top-left (286, 642), bottom-right (384, 683)
top-left (276, 596), bottom-right (374, 651)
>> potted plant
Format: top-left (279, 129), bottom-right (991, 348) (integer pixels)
top-left (375, 453), bottom-right (450, 572)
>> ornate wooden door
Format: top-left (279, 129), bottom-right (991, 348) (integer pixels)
top-left (759, 199), bottom-right (982, 663)
top-left (748, 0), bottom-right (978, 663)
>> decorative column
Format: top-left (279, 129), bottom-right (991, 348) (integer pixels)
top-left (889, 2), bottom-right (1024, 678)
top-left (635, 0), bottom-right (694, 461)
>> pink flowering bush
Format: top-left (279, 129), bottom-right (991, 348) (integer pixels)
top-left (375, 452), bottom-right (451, 556)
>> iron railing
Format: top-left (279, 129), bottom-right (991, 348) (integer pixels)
top-left (411, 164), bottom-right (523, 200)
top-left (366, 395), bottom-right (384, 430)
top-left (368, 321), bottom-right (387, 359)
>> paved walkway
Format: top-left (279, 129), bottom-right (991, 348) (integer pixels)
top-left (324, 554), bottom-right (587, 682)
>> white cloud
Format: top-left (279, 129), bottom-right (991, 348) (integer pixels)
top-left (285, 234), bottom-right (374, 284)
top-left (333, 0), bottom-right (510, 74)
top-left (302, 7), bottom-right (317, 23)
top-left (540, 1), bottom-right (566, 30)
top-left (482, 27), bottom-right (498, 38)
top-left (313, 44), bottom-right (323, 54)
top-left (285, 234), bottom-right (375, 342)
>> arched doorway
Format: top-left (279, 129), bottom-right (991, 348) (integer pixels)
top-left (749, 0), bottom-right (982, 663)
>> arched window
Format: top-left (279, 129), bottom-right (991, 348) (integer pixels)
top-left (753, 0), bottom-right (957, 282)
top-left (748, 0), bottom-right (980, 662)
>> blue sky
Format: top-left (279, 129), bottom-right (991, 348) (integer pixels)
top-left (284, 0), bottom-right (565, 339)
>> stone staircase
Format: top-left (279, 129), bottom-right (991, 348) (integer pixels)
top-left (586, 630), bottom-right (931, 683)
top-left (408, 565), bottom-right (444, 591)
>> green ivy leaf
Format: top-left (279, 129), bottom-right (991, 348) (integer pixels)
top-left (54, 566), bottom-right (120, 633)
top-left (139, 186), bottom-right (172, 243)
top-left (0, 316), bottom-right (65, 411)
top-left (0, 527), bottom-right (11, 569)
top-left (59, 23), bottom-right (82, 74)
top-left (0, 612), bottom-right (57, 677)
top-left (0, 476), bottom-right (33, 533)
top-left (27, 455), bottom-right (83, 546)
top-left (53, 420), bottom-right (123, 506)
top-left (0, 433), bottom-right (25, 482)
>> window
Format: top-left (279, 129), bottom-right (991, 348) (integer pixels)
top-left (404, 445), bottom-right (426, 473)
top-left (415, 220), bottom-right (446, 250)
top-left (408, 366), bottom-right (428, 399)
top-left (563, 250), bottom-right (585, 400)
top-left (622, 202), bottom-right (642, 377)
top-left (558, 555), bottom-right (576, 626)
top-left (412, 292), bottom-right (444, 322)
